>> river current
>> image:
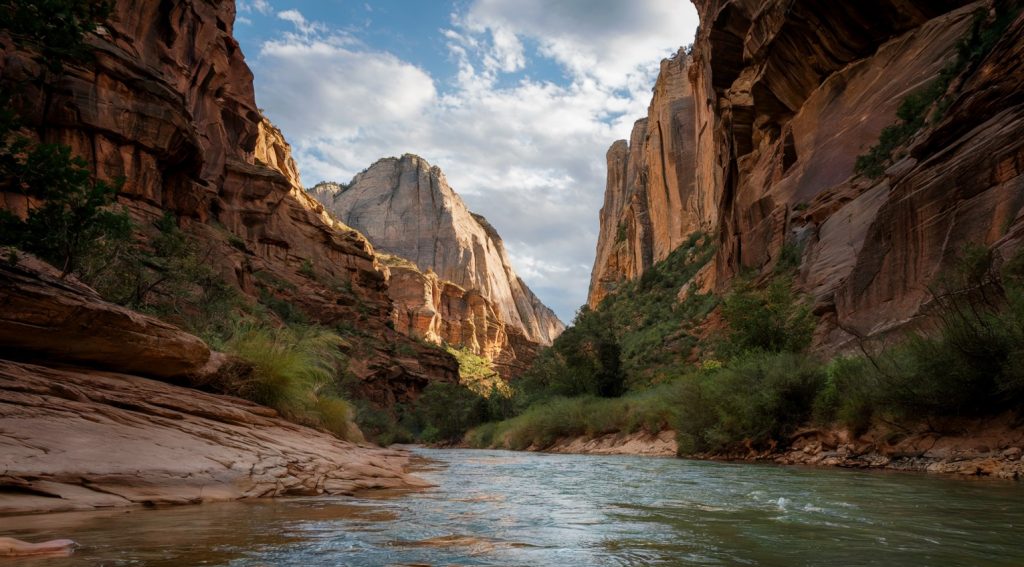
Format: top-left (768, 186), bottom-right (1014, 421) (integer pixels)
top-left (2, 448), bottom-right (1023, 566)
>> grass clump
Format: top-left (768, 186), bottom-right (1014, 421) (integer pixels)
top-left (222, 323), bottom-right (359, 441)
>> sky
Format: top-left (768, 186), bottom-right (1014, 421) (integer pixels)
top-left (233, 0), bottom-right (700, 323)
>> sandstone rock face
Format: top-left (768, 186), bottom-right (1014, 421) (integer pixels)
top-left (589, 51), bottom-right (705, 308)
top-left (0, 254), bottom-right (210, 380)
top-left (0, 256), bottom-right (427, 515)
top-left (589, 0), bottom-right (1024, 351)
top-left (311, 155), bottom-right (565, 376)
top-left (0, 359), bottom-right (429, 515)
top-left (0, 0), bottom-right (458, 402)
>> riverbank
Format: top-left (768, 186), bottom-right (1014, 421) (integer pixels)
top-left (539, 430), bottom-right (678, 457)
top-left (508, 423), bottom-right (1024, 480)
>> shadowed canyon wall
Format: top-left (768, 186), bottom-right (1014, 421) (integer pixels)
top-left (0, 0), bottom-right (458, 405)
top-left (311, 155), bottom-right (565, 377)
top-left (590, 0), bottom-right (1024, 352)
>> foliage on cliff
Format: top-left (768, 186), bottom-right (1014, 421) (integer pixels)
top-left (516, 233), bottom-right (716, 406)
top-left (0, 0), bottom-right (131, 277)
top-left (855, 4), bottom-right (1022, 178)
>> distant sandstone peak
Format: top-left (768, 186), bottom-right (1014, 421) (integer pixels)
top-left (310, 154), bottom-right (564, 350)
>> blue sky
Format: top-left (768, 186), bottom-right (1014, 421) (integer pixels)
top-left (234, 0), bottom-right (699, 322)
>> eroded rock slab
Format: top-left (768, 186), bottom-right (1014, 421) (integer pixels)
top-left (0, 360), bottom-right (429, 515)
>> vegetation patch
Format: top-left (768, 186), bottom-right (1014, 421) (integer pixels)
top-left (221, 323), bottom-right (358, 441)
top-left (855, 5), bottom-right (1022, 178)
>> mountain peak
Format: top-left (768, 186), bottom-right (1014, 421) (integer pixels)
top-left (310, 156), bottom-right (564, 347)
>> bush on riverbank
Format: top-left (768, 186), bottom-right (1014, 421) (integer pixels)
top-left (812, 246), bottom-right (1024, 433)
top-left (469, 243), bottom-right (1024, 456)
top-left (466, 390), bottom-right (677, 450)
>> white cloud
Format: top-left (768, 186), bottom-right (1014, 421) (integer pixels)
top-left (276, 9), bottom-right (328, 37)
top-left (238, 0), bottom-right (272, 15)
top-left (460, 0), bottom-right (698, 88)
top-left (248, 1), bottom-right (698, 321)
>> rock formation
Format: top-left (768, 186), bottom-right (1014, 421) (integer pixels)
top-left (0, 0), bottom-right (458, 404)
top-left (0, 256), bottom-right (428, 515)
top-left (311, 155), bottom-right (565, 376)
top-left (589, 51), bottom-right (703, 307)
top-left (589, 0), bottom-right (1024, 352)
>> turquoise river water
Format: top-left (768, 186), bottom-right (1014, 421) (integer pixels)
top-left (2, 448), bottom-right (1023, 566)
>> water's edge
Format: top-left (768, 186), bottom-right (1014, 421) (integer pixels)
top-left (488, 425), bottom-right (1024, 481)
top-left (3, 448), bottom-right (1023, 566)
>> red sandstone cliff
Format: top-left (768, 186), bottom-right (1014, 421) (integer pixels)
top-left (589, 0), bottom-right (1024, 352)
top-left (0, 1), bottom-right (457, 404)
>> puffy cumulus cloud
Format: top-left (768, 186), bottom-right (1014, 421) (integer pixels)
top-left (255, 16), bottom-right (436, 141)
top-left (459, 0), bottom-right (698, 89)
top-left (248, 3), bottom-right (696, 321)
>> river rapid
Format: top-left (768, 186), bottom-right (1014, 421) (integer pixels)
top-left (2, 448), bottom-right (1022, 566)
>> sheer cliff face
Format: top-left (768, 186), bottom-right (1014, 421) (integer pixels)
top-left (310, 155), bottom-right (565, 374)
top-left (0, 0), bottom-right (457, 404)
top-left (590, 0), bottom-right (1024, 350)
top-left (589, 51), bottom-right (705, 307)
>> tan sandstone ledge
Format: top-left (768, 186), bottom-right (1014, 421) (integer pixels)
top-left (524, 430), bottom-right (679, 458)
top-left (0, 359), bottom-right (432, 516)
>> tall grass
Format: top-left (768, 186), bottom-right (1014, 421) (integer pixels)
top-left (223, 323), bottom-right (359, 441)
top-left (467, 389), bottom-right (678, 450)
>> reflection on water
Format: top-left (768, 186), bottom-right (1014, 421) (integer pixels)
top-left (2, 448), bottom-right (1023, 566)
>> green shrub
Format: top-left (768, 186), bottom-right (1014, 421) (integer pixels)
top-left (227, 233), bottom-right (248, 252)
top-left (719, 275), bottom-right (814, 356)
top-left (414, 382), bottom-right (489, 443)
top-left (347, 399), bottom-right (414, 446)
top-left (615, 221), bottom-right (628, 243)
top-left (674, 352), bottom-right (826, 452)
top-left (0, 139), bottom-right (132, 277)
top-left (0, 0), bottom-right (112, 72)
top-left (258, 288), bottom-right (308, 325)
top-left (223, 324), bottom-right (358, 438)
top-left (808, 247), bottom-right (1024, 432)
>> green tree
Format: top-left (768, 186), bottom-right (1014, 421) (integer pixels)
top-left (0, 0), bottom-right (127, 277)
top-left (0, 0), bottom-right (112, 72)
top-left (0, 135), bottom-right (131, 276)
top-left (719, 275), bottom-right (814, 355)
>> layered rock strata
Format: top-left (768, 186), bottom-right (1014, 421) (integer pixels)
top-left (0, 257), bottom-right (427, 515)
top-left (311, 156), bottom-right (564, 377)
top-left (589, 0), bottom-right (1024, 351)
top-left (0, 0), bottom-right (458, 404)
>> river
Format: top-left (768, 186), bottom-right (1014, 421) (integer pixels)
top-left (2, 448), bottom-right (1023, 566)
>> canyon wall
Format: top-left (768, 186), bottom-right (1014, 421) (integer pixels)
top-left (311, 155), bottom-right (565, 377)
top-left (590, 0), bottom-right (1024, 351)
top-left (0, 256), bottom-right (427, 514)
top-left (0, 0), bottom-right (457, 404)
